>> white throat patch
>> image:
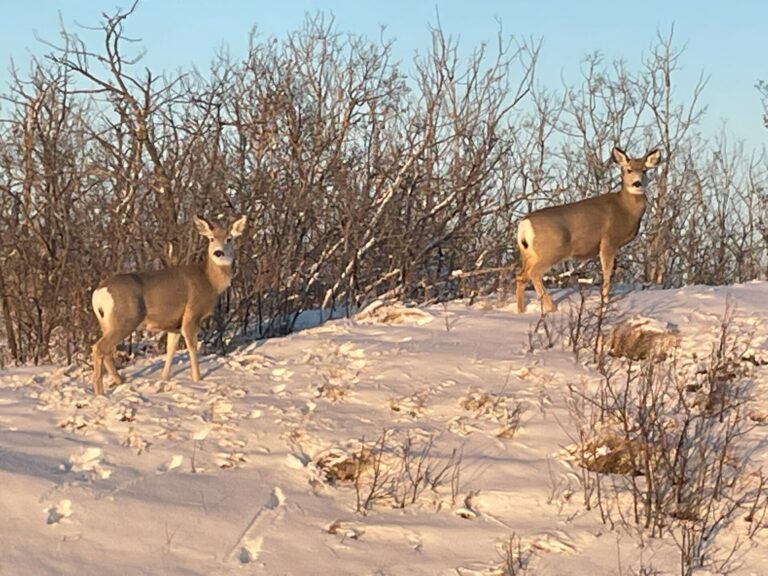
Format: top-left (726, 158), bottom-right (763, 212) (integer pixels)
top-left (211, 253), bottom-right (234, 267)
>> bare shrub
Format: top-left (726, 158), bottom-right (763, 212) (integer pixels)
top-left (526, 312), bottom-right (560, 352)
top-left (565, 312), bottom-right (768, 575)
top-left (0, 8), bottom-right (765, 366)
top-left (315, 429), bottom-right (465, 514)
top-left (498, 533), bottom-right (534, 576)
top-left (459, 387), bottom-right (527, 439)
top-left (525, 283), bottom-right (619, 367)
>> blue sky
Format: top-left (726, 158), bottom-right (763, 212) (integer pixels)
top-left (0, 1), bottom-right (765, 149)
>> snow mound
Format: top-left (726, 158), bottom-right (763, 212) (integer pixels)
top-left (608, 315), bottom-right (680, 360)
top-left (354, 300), bottom-right (434, 326)
top-left (1, 282), bottom-right (767, 575)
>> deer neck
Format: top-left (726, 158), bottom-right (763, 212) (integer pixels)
top-left (618, 187), bottom-right (647, 219)
top-left (205, 258), bottom-right (233, 295)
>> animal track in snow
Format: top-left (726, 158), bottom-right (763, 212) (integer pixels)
top-left (216, 451), bottom-right (247, 470)
top-left (270, 366), bottom-right (294, 382)
top-left (308, 341), bottom-right (367, 401)
top-left (45, 499), bottom-right (73, 525)
top-left (389, 389), bottom-right (429, 418)
top-left (229, 352), bottom-right (276, 373)
top-left (65, 446), bottom-right (111, 480)
top-left (530, 531), bottom-right (576, 554)
top-left (229, 487), bottom-right (287, 564)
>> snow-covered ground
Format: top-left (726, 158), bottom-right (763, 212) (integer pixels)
top-left (1, 282), bottom-right (767, 575)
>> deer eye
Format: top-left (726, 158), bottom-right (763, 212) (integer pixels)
top-left (226, 237), bottom-right (233, 244)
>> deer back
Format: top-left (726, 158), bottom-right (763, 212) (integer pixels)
top-left (96, 262), bottom-right (219, 333)
top-left (525, 193), bottom-right (640, 262)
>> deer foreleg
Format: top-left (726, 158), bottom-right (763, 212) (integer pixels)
top-left (599, 244), bottom-right (617, 303)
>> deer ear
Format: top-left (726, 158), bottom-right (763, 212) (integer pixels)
top-left (194, 216), bottom-right (215, 239)
top-left (644, 149), bottom-right (661, 168)
top-left (229, 215), bottom-right (247, 238)
top-left (612, 146), bottom-right (629, 166)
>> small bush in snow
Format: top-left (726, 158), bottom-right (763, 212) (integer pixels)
top-left (314, 429), bottom-right (465, 514)
top-left (564, 311), bottom-right (768, 576)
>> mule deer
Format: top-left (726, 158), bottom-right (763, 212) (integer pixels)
top-left (516, 146), bottom-right (660, 313)
top-left (91, 215), bottom-right (247, 395)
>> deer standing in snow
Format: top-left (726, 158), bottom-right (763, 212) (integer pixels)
top-left (91, 215), bottom-right (247, 395)
top-left (516, 146), bottom-right (660, 313)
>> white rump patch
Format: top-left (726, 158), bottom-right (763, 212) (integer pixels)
top-left (92, 287), bottom-right (115, 325)
top-left (517, 219), bottom-right (535, 251)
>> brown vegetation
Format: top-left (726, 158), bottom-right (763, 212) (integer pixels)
top-left (0, 7), bottom-right (765, 366)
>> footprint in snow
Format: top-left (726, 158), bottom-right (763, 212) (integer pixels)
top-left (159, 454), bottom-right (184, 472)
top-left (271, 366), bottom-right (294, 382)
top-left (46, 499), bottom-right (73, 525)
top-left (229, 487), bottom-right (287, 563)
top-left (65, 446), bottom-right (111, 480)
top-left (238, 536), bottom-right (264, 564)
top-left (530, 532), bottom-right (576, 554)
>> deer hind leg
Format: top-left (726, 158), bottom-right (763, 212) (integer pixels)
top-left (516, 220), bottom-right (534, 313)
top-left (92, 344), bottom-right (104, 396)
top-left (599, 243), bottom-right (617, 304)
top-left (529, 261), bottom-right (557, 314)
top-left (92, 331), bottom-right (126, 395)
top-left (517, 251), bottom-right (557, 314)
top-left (516, 245), bottom-right (538, 313)
top-left (161, 332), bottom-right (181, 381)
top-left (515, 264), bottom-right (529, 313)
top-left (181, 316), bottom-right (201, 382)
top-left (103, 356), bottom-right (123, 386)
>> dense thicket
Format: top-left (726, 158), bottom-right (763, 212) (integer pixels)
top-left (0, 7), bottom-right (765, 364)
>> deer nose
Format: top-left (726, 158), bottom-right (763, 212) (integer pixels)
top-left (632, 180), bottom-right (642, 188)
top-left (214, 250), bottom-right (225, 258)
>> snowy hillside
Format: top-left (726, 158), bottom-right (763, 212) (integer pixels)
top-left (1, 282), bottom-right (767, 576)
